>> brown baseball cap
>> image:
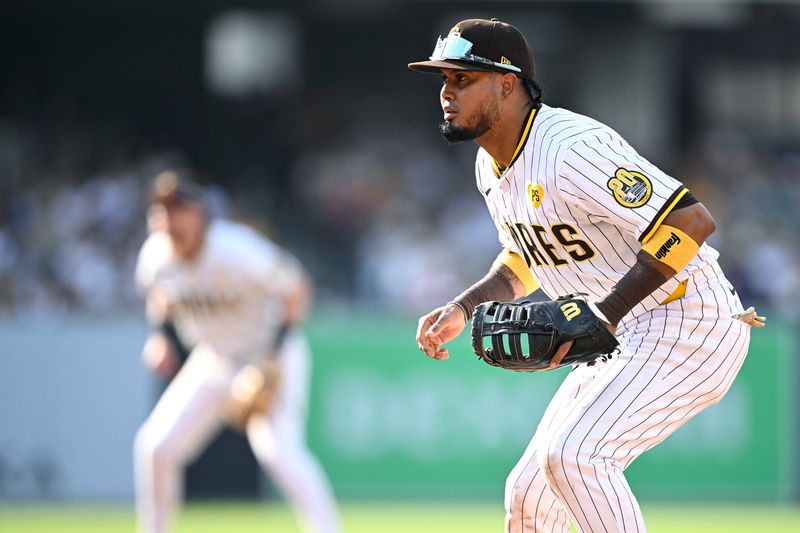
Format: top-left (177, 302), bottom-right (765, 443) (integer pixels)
top-left (150, 169), bottom-right (205, 207)
top-left (408, 18), bottom-right (535, 80)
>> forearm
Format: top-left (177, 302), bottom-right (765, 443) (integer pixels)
top-left (451, 262), bottom-right (526, 321)
top-left (596, 203), bottom-right (714, 325)
top-left (269, 271), bottom-right (311, 355)
top-left (154, 319), bottom-right (192, 361)
top-left (595, 251), bottom-right (673, 326)
top-left (143, 288), bottom-right (191, 360)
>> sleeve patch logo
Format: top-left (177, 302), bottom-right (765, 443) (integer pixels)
top-left (527, 183), bottom-right (544, 209)
top-left (607, 168), bottom-right (652, 208)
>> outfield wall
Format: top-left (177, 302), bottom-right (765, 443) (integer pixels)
top-left (0, 311), bottom-right (795, 502)
top-left (306, 313), bottom-right (797, 502)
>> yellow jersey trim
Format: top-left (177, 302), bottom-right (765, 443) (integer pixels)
top-left (492, 106), bottom-right (538, 178)
top-left (660, 279), bottom-right (688, 305)
top-left (640, 187), bottom-right (689, 244)
top-left (496, 249), bottom-right (540, 295)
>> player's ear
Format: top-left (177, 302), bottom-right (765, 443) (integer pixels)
top-left (500, 73), bottom-right (517, 98)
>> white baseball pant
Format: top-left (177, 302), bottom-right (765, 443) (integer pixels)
top-left (505, 268), bottom-right (750, 533)
top-left (134, 333), bottom-right (341, 533)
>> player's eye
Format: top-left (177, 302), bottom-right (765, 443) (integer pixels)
top-left (441, 73), bottom-right (470, 88)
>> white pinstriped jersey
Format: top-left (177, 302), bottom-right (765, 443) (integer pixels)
top-left (136, 219), bottom-right (302, 364)
top-left (477, 104), bottom-right (718, 320)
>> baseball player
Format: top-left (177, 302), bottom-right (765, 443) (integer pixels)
top-left (133, 170), bottom-right (341, 533)
top-left (410, 18), bottom-right (764, 533)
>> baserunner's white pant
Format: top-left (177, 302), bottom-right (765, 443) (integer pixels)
top-left (134, 332), bottom-right (341, 533)
top-left (505, 266), bottom-right (751, 533)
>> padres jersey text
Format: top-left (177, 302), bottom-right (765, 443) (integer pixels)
top-left (476, 104), bottom-right (718, 320)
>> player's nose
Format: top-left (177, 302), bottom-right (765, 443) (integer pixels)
top-left (440, 95), bottom-right (457, 113)
top-left (440, 82), bottom-right (456, 102)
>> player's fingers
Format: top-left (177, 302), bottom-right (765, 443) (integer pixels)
top-left (416, 312), bottom-right (441, 354)
top-left (732, 307), bottom-right (767, 328)
top-left (432, 346), bottom-right (449, 360)
top-left (549, 339), bottom-right (574, 369)
top-left (416, 317), bottom-right (431, 345)
top-left (416, 309), bottom-right (442, 345)
top-left (425, 330), bottom-right (454, 361)
top-left (425, 330), bottom-right (444, 352)
top-left (417, 337), bottom-right (436, 357)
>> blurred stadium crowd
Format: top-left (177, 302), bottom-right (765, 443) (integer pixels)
top-left (1, 1), bottom-right (798, 320)
top-left (0, 121), bottom-right (797, 318)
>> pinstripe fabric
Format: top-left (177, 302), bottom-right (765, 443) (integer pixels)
top-left (481, 105), bottom-right (754, 532)
top-left (504, 268), bottom-right (749, 532)
top-left (477, 105), bottom-right (717, 312)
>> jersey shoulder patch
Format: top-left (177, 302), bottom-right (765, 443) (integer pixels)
top-left (606, 168), bottom-right (652, 208)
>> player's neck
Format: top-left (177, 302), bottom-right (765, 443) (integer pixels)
top-left (477, 102), bottom-right (534, 170)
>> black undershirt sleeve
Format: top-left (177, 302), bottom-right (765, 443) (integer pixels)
top-left (673, 190), bottom-right (698, 210)
top-left (156, 320), bottom-right (192, 364)
top-left (595, 251), bottom-right (672, 326)
top-left (451, 266), bottom-right (517, 321)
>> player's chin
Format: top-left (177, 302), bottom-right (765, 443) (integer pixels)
top-left (439, 120), bottom-right (479, 144)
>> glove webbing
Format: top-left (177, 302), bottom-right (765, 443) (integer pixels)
top-left (484, 302), bottom-right (557, 362)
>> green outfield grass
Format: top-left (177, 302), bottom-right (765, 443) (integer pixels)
top-left (1, 501), bottom-right (799, 532)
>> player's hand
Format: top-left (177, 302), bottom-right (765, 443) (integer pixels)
top-left (142, 334), bottom-right (179, 378)
top-left (416, 304), bottom-right (467, 361)
top-left (732, 306), bottom-right (766, 328)
top-left (548, 322), bottom-right (616, 369)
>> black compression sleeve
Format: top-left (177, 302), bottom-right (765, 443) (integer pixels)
top-left (451, 266), bottom-right (516, 321)
top-left (673, 190), bottom-right (698, 210)
top-left (595, 251), bottom-right (671, 326)
top-left (271, 323), bottom-right (291, 356)
top-left (156, 320), bottom-right (192, 363)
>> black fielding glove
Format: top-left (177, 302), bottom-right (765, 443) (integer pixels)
top-left (471, 295), bottom-right (619, 372)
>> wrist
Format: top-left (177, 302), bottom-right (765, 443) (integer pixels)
top-left (595, 291), bottom-right (633, 327)
top-left (448, 300), bottom-right (470, 323)
top-left (586, 300), bottom-right (612, 326)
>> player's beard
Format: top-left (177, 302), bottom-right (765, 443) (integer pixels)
top-left (439, 99), bottom-right (500, 144)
